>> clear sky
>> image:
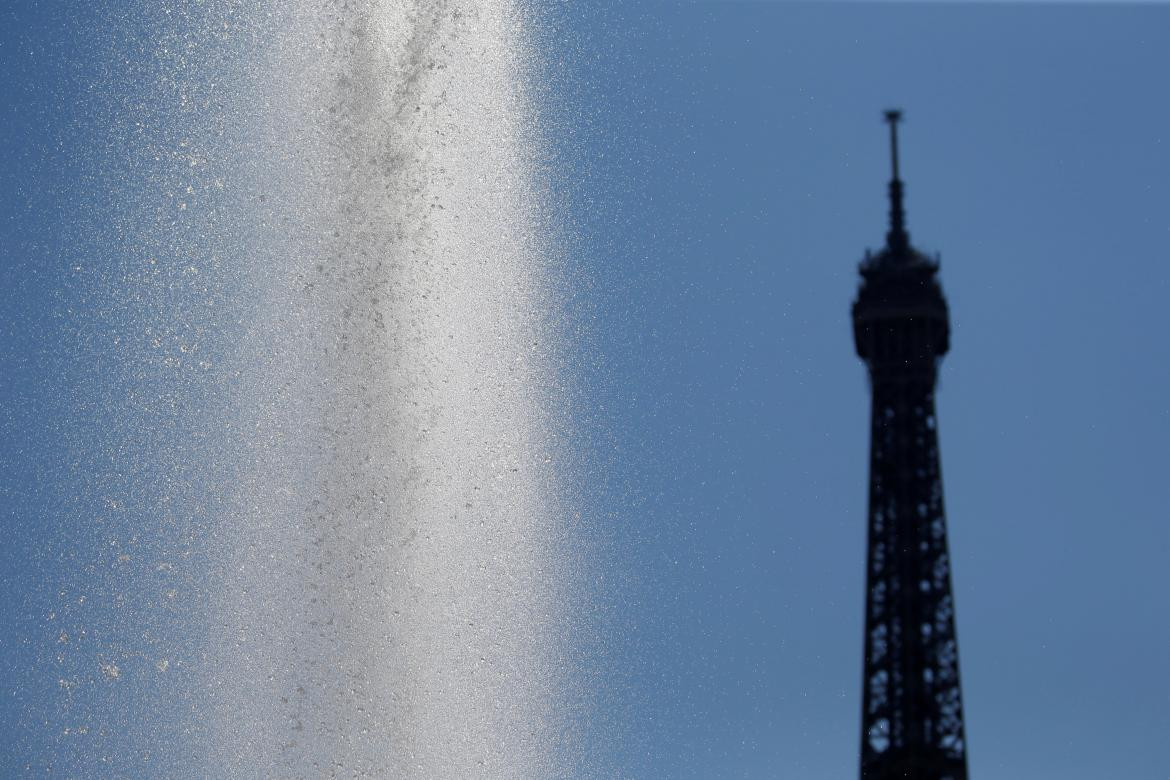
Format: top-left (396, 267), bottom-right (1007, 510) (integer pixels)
top-left (544, 3), bottom-right (1170, 777)
top-left (3, 1), bottom-right (1169, 778)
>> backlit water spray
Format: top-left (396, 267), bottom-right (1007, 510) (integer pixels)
top-left (47, 1), bottom-right (582, 776)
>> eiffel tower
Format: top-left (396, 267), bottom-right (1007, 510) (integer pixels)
top-left (852, 110), bottom-right (969, 779)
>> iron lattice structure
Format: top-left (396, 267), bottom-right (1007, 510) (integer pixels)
top-left (852, 111), bottom-right (968, 780)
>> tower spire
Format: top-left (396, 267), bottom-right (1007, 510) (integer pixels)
top-left (884, 109), bottom-right (909, 251)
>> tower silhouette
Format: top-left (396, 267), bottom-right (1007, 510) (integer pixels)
top-left (852, 111), bottom-right (968, 779)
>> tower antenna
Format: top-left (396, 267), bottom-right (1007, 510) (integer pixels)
top-left (883, 109), bottom-right (908, 250)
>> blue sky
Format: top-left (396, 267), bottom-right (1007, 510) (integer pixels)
top-left (546, 3), bottom-right (1170, 776)
top-left (3, 1), bottom-right (1169, 777)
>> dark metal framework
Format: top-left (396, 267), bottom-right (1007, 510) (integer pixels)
top-left (852, 111), bottom-right (968, 780)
